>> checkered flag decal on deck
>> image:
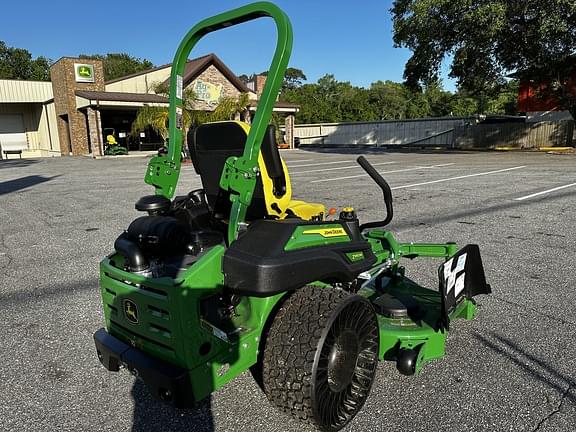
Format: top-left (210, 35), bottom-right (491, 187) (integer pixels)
top-left (437, 244), bottom-right (491, 330)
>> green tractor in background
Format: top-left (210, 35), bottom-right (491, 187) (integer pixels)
top-left (103, 128), bottom-right (128, 156)
top-left (93, 3), bottom-right (491, 431)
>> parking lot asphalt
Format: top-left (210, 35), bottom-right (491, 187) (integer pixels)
top-left (0, 148), bottom-right (575, 432)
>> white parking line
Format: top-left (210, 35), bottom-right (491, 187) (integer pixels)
top-left (391, 166), bottom-right (526, 190)
top-left (287, 160), bottom-right (352, 168)
top-left (284, 159), bottom-right (315, 164)
top-left (293, 161), bottom-right (396, 175)
top-left (514, 182), bottom-right (576, 201)
top-left (311, 163), bottom-right (454, 183)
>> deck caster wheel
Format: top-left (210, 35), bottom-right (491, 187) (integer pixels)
top-left (261, 286), bottom-right (379, 431)
top-left (396, 348), bottom-right (418, 376)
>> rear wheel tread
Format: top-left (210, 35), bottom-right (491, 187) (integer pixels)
top-left (261, 285), bottom-right (379, 431)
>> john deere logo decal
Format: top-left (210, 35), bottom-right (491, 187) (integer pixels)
top-left (78, 66), bottom-right (91, 77)
top-left (303, 227), bottom-right (347, 238)
top-left (123, 299), bottom-right (139, 324)
top-left (74, 63), bottom-right (95, 83)
top-left (346, 251), bottom-right (365, 262)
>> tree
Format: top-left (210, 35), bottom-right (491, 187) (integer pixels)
top-left (368, 81), bottom-right (410, 120)
top-left (282, 67), bottom-right (307, 91)
top-left (243, 67), bottom-right (307, 92)
top-left (392, 1), bottom-right (576, 113)
top-left (79, 53), bottom-right (153, 81)
top-left (282, 84), bottom-right (325, 123)
top-left (238, 74), bottom-right (251, 84)
top-left (448, 94), bottom-right (478, 116)
top-left (368, 80), bottom-right (437, 120)
top-left (29, 56), bottom-right (51, 80)
top-left (283, 74), bottom-right (377, 123)
top-left (423, 80), bottom-right (453, 117)
top-left (0, 41), bottom-right (51, 80)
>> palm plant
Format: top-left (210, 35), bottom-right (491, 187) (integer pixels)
top-left (132, 106), bottom-right (169, 141)
top-left (208, 92), bottom-right (250, 122)
top-left (132, 81), bottom-right (250, 147)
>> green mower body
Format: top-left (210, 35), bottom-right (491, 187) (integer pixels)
top-left (94, 3), bottom-right (491, 430)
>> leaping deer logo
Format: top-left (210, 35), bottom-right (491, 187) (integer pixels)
top-left (124, 300), bottom-right (139, 324)
top-left (78, 66), bottom-right (92, 77)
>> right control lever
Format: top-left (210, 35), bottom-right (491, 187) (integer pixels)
top-left (356, 156), bottom-right (394, 230)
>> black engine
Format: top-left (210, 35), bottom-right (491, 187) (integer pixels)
top-left (113, 190), bottom-right (224, 277)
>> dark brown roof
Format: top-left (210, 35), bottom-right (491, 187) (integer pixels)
top-left (162, 53), bottom-right (252, 93)
top-left (248, 100), bottom-right (300, 109)
top-left (105, 53), bottom-right (252, 94)
top-left (75, 90), bottom-right (168, 103)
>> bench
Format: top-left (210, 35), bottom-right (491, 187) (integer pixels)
top-left (139, 142), bottom-right (163, 151)
top-left (2, 149), bottom-right (22, 159)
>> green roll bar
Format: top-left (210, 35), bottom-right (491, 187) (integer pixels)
top-left (144, 1), bottom-right (293, 243)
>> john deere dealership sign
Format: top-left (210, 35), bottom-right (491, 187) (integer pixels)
top-left (194, 79), bottom-right (223, 104)
top-left (74, 63), bottom-right (95, 83)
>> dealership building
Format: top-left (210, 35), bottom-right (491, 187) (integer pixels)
top-left (0, 54), bottom-right (298, 158)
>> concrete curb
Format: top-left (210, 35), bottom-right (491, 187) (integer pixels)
top-left (492, 146), bottom-right (575, 152)
top-left (93, 151), bottom-right (157, 160)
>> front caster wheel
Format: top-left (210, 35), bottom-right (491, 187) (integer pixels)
top-left (261, 286), bottom-right (379, 431)
top-left (396, 348), bottom-right (418, 376)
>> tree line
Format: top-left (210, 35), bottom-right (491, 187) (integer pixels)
top-left (3, 0), bottom-right (575, 123)
top-left (391, 0), bottom-right (576, 117)
top-left (278, 73), bottom-right (518, 124)
top-left (0, 41), bottom-right (154, 81)
top-left (3, 39), bottom-right (517, 125)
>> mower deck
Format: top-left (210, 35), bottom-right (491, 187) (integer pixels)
top-left (364, 278), bottom-right (476, 373)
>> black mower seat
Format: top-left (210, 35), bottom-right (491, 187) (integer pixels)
top-left (188, 121), bottom-right (324, 221)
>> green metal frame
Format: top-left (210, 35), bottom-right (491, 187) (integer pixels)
top-left (100, 246), bottom-right (286, 401)
top-left (144, 1), bottom-right (292, 243)
top-left (98, 228), bottom-right (476, 400)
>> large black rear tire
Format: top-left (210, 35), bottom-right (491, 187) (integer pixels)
top-left (261, 286), bottom-right (379, 431)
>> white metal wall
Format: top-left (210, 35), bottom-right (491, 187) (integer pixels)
top-left (105, 67), bottom-right (171, 94)
top-left (39, 102), bottom-right (60, 155)
top-left (0, 79), bottom-right (53, 103)
top-left (455, 121), bottom-right (574, 149)
top-left (0, 102), bottom-right (59, 156)
top-left (0, 113), bottom-right (27, 151)
top-left (0, 79), bottom-right (58, 157)
top-left (294, 117), bottom-right (473, 147)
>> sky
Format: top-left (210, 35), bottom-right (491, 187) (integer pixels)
top-left (0, 0), bottom-right (456, 91)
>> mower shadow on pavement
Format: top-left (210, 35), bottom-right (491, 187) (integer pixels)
top-left (0, 278), bottom-right (98, 306)
top-left (391, 189), bottom-right (576, 232)
top-left (131, 380), bottom-right (215, 432)
top-left (0, 174), bottom-right (60, 195)
top-left (475, 332), bottom-right (575, 405)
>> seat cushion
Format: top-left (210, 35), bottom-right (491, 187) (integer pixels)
top-left (286, 200), bottom-right (325, 220)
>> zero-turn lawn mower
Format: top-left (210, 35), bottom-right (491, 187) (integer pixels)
top-left (103, 128), bottom-right (128, 156)
top-left (93, 3), bottom-right (491, 431)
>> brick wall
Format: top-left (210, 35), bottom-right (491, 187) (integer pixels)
top-left (50, 58), bottom-right (104, 156)
top-left (255, 74), bottom-right (267, 96)
top-left (189, 65), bottom-right (243, 111)
top-left (285, 114), bottom-right (295, 148)
top-left (86, 107), bottom-right (102, 156)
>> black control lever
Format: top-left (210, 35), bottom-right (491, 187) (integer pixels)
top-left (356, 156), bottom-right (394, 230)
